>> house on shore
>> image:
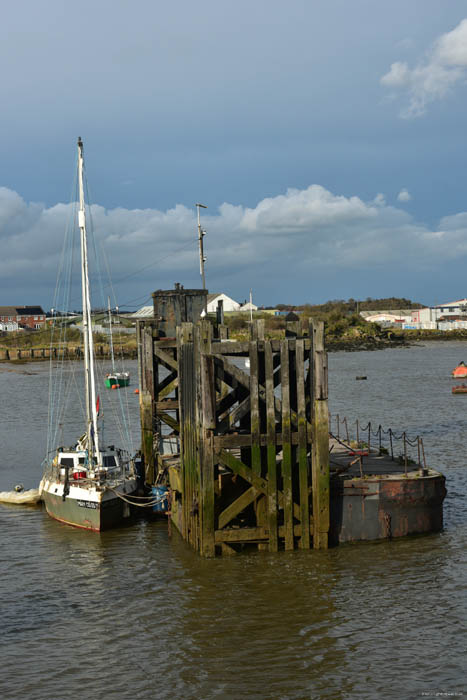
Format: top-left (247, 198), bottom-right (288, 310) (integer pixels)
top-left (0, 306), bottom-right (46, 331)
top-left (206, 293), bottom-right (240, 313)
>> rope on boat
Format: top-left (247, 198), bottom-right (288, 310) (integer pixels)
top-left (106, 487), bottom-right (168, 508)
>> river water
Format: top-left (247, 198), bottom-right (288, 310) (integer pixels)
top-left (0, 343), bottom-right (466, 700)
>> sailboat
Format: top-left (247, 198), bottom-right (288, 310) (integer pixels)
top-left (105, 297), bottom-right (130, 388)
top-left (40, 138), bottom-right (137, 531)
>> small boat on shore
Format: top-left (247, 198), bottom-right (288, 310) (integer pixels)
top-left (452, 361), bottom-right (467, 378)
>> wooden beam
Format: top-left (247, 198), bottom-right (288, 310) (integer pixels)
top-left (265, 341), bottom-right (278, 552)
top-left (218, 486), bottom-right (259, 529)
top-left (217, 449), bottom-right (268, 495)
top-left (215, 527), bottom-right (269, 543)
top-left (158, 411), bottom-right (180, 433)
top-left (311, 320), bottom-right (330, 550)
top-left (281, 339), bottom-right (294, 550)
top-left (154, 346), bottom-right (178, 371)
top-left (296, 338), bottom-right (310, 549)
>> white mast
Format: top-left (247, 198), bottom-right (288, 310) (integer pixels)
top-left (77, 137), bottom-right (101, 463)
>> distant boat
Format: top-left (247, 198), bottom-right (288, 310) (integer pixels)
top-left (40, 138), bottom-right (137, 531)
top-left (451, 362), bottom-right (467, 378)
top-left (104, 297), bottom-right (130, 388)
top-left (452, 384), bottom-right (467, 394)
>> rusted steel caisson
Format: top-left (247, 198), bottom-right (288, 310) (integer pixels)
top-left (330, 472), bottom-right (446, 544)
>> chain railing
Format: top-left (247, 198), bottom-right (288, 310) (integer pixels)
top-left (330, 413), bottom-right (428, 477)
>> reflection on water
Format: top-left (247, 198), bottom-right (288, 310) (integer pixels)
top-left (0, 346), bottom-right (466, 699)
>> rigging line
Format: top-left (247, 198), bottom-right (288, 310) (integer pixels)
top-left (112, 237), bottom-right (199, 285)
top-left (118, 294), bottom-right (152, 309)
top-left (95, 360), bottom-right (133, 453)
top-left (95, 348), bottom-right (133, 450)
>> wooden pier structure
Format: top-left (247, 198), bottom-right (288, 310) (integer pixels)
top-left (138, 286), bottom-right (330, 556)
top-left (137, 286), bottom-right (446, 557)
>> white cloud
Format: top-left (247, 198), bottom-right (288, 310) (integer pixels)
top-left (2, 184), bottom-right (467, 306)
top-left (381, 18), bottom-right (467, 117)
top-left (397, 189), bottom-right (412, 202)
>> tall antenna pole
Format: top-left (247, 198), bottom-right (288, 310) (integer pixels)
top-left (250, 288), bottom-right (253, 323)
top-left (196, 203), bottom-right (208, 313)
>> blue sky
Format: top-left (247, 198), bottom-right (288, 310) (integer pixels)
top-left (1, 0), bottom-right (467, 310)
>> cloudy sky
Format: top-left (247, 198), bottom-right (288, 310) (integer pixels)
top-left (2, 0), bottom-right (467, 310)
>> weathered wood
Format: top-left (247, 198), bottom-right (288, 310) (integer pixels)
top-left (140, 313), bottom-right (323, 556)
top-left (249, 319), bottom-right (265, 341)
top-left (286, 321), bottom-right (300, 337)
top-left (200, 430), bottom-right (215, 557)
top-left (280, 339), bottom-right (294, 550)
top-left (217, 449), bottom-right (268, 494)
top-left (154, 338), bottom-right (178, 349)
top-left (140, 391), bottom-right (155, 484)
top-left (154, 346), bottom-right (178, 371)
top-left (215, 527), bottom-right (268, 543)
top-left (157, 373), bottom-right (178, 398)
top-left (214, 433), bottom-right (302, 448)
top-left (296, 339), bottom-right (310, 549)
top-left (155, 400), bottom-right (179, 411)
top-left (265, 341), bottom-right (278, 552)
top-left (249, 341), bottom-right (261, 475)
top-left (177, 323), bottom-right (193, 542)
top-left (213, 353), bottom-right (311, 434)
top-left (311, 320), bottom-right (330, 550)
top-left (221, 542), bottom-right (238, 555)
top-left (218, 486), bottom-right (259, 529)
top-left (200, 355), bottom-right (216, 430)
top-left (199, 321), bottom-right (215, 557)
top-left (157, 411), bottom-right (179, 433)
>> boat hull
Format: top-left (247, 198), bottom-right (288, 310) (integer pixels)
top-left (41, 481), bottom-right (136, 531)
top-left (105, 375), bottom-right (130, 388)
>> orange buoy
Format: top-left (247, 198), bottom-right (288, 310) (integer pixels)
top-left (112, 384), bottom-right (119, 389)
top-left (134, 388), bottom-right (139, 394)
top-left (452, 362), bottom-right (467, 378)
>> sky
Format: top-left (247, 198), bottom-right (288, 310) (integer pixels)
top-left (1, 0), bottom-right (467, 310)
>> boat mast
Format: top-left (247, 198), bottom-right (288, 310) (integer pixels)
top-left (108, 296), bottom-right (116, 373)
top-left (77, 137), bottom-right (101, 463)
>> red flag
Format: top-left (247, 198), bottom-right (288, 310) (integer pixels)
top-left (96, 395), bottom-right (100, 416)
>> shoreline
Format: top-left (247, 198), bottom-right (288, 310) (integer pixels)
top-left (1, 330), bottom-right (467, 363)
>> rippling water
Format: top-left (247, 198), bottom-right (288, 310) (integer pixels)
top-left (0, 345), bottom-right (466, 699)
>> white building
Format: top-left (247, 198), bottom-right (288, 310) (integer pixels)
top-left (365, 313), bottom-right (411, 325)
top-left (239, 301), bottom-right (258, 312)
top-left (434, 298), bottom-right (467, 317)
top-left (0, 321), bottom-right (19, 332)
top-left (206, 293), bottom-right (240, 313)
top-left (131, 305), bottom-right (154, 319)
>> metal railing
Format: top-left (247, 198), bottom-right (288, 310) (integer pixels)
top-left (330, 413), bottom-right (428, 477)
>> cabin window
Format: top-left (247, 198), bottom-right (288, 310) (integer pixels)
top-left (59, 457), bottom-right (74, 468)
top-left (78, 457), bottom-right (85, 465)
top-left (103, 456), bottom-right (117, 467)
